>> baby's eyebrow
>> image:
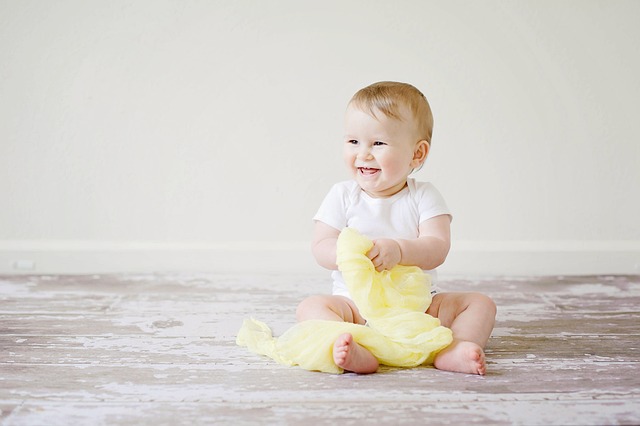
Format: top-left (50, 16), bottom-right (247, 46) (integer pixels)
top-left (343, 133), bottom-right (392, 142)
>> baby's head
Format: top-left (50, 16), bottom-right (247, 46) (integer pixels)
top-left (343, 82), bottom-right (434, 198)
top-left (348, 81), bottom-right (434, 146)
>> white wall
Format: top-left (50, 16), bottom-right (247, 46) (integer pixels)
top-left (1, 0), bottom-right (639, 276)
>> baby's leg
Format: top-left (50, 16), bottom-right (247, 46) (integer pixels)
top-left (427, 292), bottom-right (496, 375)
top-left (296, 294), bottom-right (366, 324)
top-left (296, 295), bottom-right (378, 373)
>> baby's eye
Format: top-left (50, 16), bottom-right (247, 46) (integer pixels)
top-left (347, 139), bottom-right (359, 145)
top-left (373, 141), bottom-right (387, 146)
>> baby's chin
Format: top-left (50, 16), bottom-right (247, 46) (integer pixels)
top-left (357, 182), bottom-right (408, 199)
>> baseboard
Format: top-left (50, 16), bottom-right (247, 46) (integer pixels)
top-left (1, 240), bottom-right (639, 276)
top-left (0, 241), bottom-right (320, 275)
top-left (440, 241), bottom-right (640, 276)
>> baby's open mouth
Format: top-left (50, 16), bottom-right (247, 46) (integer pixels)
top-left (358, 167), bottom-right (380, 175)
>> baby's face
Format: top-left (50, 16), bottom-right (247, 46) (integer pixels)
top-left (343, 104), bottom-right (422, 198)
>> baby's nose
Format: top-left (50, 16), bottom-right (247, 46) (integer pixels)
top-left (357, 146), bottom-right (373, 160)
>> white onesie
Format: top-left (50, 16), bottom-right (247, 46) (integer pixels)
top-left (313, 178), bottom-right (452, 298)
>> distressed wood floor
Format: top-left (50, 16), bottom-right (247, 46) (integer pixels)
top-left (1, 273), bottom-right (639, 425)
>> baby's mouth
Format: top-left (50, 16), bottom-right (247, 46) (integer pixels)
top-left (358, 167), bottom-right (380, 176)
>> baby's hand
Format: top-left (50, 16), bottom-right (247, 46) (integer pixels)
top-left (367, 239), bottom-right (401, 272)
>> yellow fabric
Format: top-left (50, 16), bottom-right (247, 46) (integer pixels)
top-left (236, 228), bottom-right (453, 374)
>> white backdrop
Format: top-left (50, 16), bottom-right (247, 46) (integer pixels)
top-left (1, 0), bottom-right (639, 275)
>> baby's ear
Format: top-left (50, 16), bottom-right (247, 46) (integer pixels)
top-left (411, 140), bottom-right (430, 167)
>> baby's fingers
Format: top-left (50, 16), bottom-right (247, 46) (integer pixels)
top-left (366, 245), bottom-right (379, 261)
top-left (371, 256), bottom-right (385, 272)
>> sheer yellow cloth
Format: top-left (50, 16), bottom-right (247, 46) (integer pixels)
top-left (236, 228), bottom-right (453, 374)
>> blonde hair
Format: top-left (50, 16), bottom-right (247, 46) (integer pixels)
top-left (349, 81), bottom-right (434, 144)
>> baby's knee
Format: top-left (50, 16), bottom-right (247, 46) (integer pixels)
top-left (471, 293), bottom-right (497, 318)
top-left (295, 295), bottom-right (327, 322)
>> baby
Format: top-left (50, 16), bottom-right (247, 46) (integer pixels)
top-left (296, 81), bottom-right (496, 375)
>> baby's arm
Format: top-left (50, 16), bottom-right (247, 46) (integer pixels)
top-left (397, 214), bottom-right (451, 270)
top-left (369, 214), bottom-right (451, 272)
top-left (311, 221), bottom-right (341, 270)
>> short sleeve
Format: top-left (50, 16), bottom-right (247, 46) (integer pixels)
top-left (313, 182), bottom-right (351, 231)
top-left (414, 181), bottom-right (452, 224)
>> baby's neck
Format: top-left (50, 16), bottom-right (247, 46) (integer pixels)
top-left (361, 181), bottom-right (408, 199)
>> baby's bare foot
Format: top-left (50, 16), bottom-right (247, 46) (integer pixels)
top-left (333, 333), bottom-right (379, 374)
top-left (434, 340), bottom-right (486, 375)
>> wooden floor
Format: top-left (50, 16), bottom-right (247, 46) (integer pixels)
top-left (1, 273), bottom-right (639, 425)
